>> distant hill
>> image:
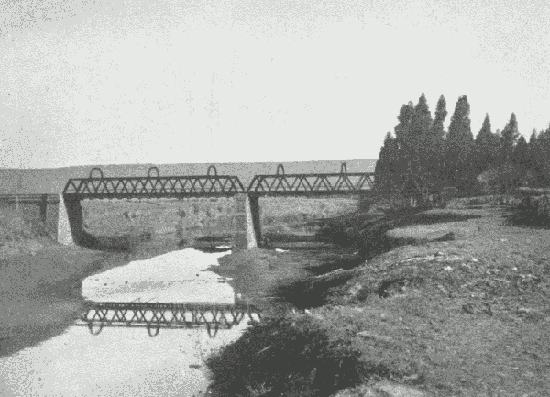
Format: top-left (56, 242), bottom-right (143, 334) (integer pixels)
top-left (0, 159), bottom-right (377, 194)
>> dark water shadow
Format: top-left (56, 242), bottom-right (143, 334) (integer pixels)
top-left (77, 230), bottom-right (151, 253)
top-left (266, 271), bottom-right (358, 310)
top-left (503, 211), bottom-right (550, 229)
top-left (391, 212), bottom-right (482, 228)
top-left (0, 283), bottom-right (85, 358)
top-left (194, 246), bottom-right (233, 254)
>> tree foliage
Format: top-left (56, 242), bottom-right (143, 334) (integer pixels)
top-left (512, 135), bottom-right (530, 171)
top-left (374, 132), bottom-right (400, 193)
top-left (445, 95), bottom-right (475, 193)
top-left (375, 94), bottom-right (550, 201)
top-left (499, 113), bottom-right (520, 165)
top-left (430, 95), bottom-right (447, 185)
top-left (473, 114), bottom-right (499, 174)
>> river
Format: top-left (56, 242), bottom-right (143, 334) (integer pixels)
top-left (0, 248), bottom-right (253, 396)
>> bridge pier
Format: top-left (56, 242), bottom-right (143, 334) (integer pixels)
top-left (58, 194), bottom-right (84, 246)
top-left (38, 194), bottom-right (48, 230)
top-left (233, 194), bottom-right (261, 251)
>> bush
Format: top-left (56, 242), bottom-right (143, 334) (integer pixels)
top-left (509, 194), bottom-right (550, 226)
top-left (0, 209), bottom-right (46, 240)
top-left (205, 315), bottom-right (365, 397)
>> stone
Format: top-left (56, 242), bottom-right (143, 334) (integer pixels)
top-left (374, 381), bottom-right (428, 397)
top-left (523, 370), bottom-right (535, 378)
top-left (331, 385), bottom-right (381, 396)
top-left (356, 331), bottom-right (393, 343)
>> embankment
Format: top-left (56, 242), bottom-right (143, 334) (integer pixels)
top-left (203, 202), bottom-right (539, 397)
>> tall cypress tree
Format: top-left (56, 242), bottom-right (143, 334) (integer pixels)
top-left (512, 135), bottom-right (531, 186)
top-left (474, 114), bottom-right (495, 174)
top-left (527, 128), bottom-right (539, 171)
top-left (393, 102), bottom-right (415, 183)
top-left (500, 113), bottom-right (520, 164)
top-left (431, 95), bottom-right (447, 186)
top-left (374, 132), bottom-right (393, 193)
top-left (445, 95), bottom-right (475, 193)
top-left (537, 126), bottom-right (550, 186)
top-left (528, 129), bottom-right (538, 157)
top-left (512, 136), bottom-right (530, 170)
top-left (374, 131), bottom-right (402, 195)
top-left (410, 94), bottom-right (434, 181)
top-left (527, 129), bottom-right (543, 185)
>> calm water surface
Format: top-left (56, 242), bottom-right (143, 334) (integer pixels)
top-left (0, 248), bottom-right (252, 397)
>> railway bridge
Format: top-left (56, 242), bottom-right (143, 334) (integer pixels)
top-left (0, 160), bottom-right (377, 251)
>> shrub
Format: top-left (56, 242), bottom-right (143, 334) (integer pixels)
top-left (205, 315), bottom-right (365, 397)
top-left (0, 209), bottom-right (47, 240)
top-left (509, 194), bottom-right (550, 226)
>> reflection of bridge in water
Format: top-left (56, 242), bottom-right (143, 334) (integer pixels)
top-left (77, 302), bottom-right (265, 337)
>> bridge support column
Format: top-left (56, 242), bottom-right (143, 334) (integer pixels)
top-left (233, 194), bottom-right (261, 251)
top-left (58, 194), bottom-right (84, 246)
top-left (39, 194), bottom-right (48, 235)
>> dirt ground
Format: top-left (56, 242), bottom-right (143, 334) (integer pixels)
top-left (326, 205), bottom-right (550, 396)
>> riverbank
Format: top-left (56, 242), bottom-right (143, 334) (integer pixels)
top-left (204, 200), bottom-right (550, 397)
top-left (1, 243), bottom-right (252, 397)
top-left (0, 207), bottom-right (189, 358)
top-left (0, 238), bottom-right (122, 357)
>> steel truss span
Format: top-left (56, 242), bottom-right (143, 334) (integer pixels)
top-left (63, 166), bottom-right (245, 198)
top-left (62, 162), bottom-right (374, 198)
top-left (78, 302), bottom-right (263, 337)
top-left (247, 163), bottom-right (375, 196)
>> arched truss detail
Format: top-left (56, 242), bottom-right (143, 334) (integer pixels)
top-left (63, 166), bottom-right (246, 198)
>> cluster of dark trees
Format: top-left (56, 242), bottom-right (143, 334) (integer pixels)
top-left (374, 94), bottom-right (550, 198)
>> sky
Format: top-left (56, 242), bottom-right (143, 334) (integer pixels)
top-left (0, 0), bottom-right (549, 169)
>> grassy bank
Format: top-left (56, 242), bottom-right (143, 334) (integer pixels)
top-left (205, 199), bottom-right (550, 397)
top-left (0, 208), bottom-right (153, 357)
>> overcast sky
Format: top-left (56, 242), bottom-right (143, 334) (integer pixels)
top-left (0, 0), bottom-right (548, 169)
